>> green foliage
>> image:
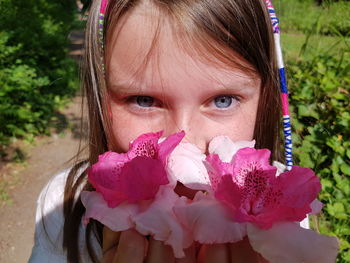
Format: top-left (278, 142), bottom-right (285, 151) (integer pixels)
top-left (288, 48), bottom-right (350, 261)
top-left (276, 0), bottom-right (350, 36)
top-left (0, 0), bottom-right (78, 145)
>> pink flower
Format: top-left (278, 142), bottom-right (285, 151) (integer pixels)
top-left (167, 142), bottom-right (210, 191)
top-left (174, 191), bottom-right (247, 244)
top-left (206, 147), bottom-right (322, 229)
top-left (132, 186), bottom-right (193, 258)
top-left (208, 136), bottom-right (255, 162)
top-left (88, 131), bottom-right (185, 208)
top-left (167, 136), bottom-right (255, 192)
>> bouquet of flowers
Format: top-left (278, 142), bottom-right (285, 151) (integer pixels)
top-left (81, 131), bottom-right (339, 262)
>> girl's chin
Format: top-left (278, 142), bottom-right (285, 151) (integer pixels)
top-left (174, 182), bottom-right (199, 199)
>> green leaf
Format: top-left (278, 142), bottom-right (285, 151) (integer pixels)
top-left (340, 163), bottom-right (350, 176)
top-left (297, 104), bottom-right (320, 119)
top-left (338, 225), bottom-right (350, 235)
top-left (326, 202), bottom-right (348, 220)
top-left (346, 149), bottom-right (350, 160)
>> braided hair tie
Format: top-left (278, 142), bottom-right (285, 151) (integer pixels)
top-left (265, 0), bottom-right (293, 170)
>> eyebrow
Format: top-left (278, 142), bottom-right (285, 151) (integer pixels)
top-left (108, 77), bottom-right (259, 96)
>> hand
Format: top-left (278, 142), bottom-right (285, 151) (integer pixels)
top-left (198, 237), bottom-right (268, 263)
top-left (101, 227), bottom-right (197, 263)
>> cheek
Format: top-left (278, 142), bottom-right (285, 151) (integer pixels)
top-left (109, 104), bottom-right (164, 152)
top-left (205, 95), bottom-right (259, 142)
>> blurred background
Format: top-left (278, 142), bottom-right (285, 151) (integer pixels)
top-left (0, 0), bottom-right (349, 262)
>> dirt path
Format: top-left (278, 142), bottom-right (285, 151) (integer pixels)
top-left (0, 96), bottom-right (86, 263)
top-left (0, 29), bottom-right (86, 262)
top-left (0, 97), bottom-right (85, 263)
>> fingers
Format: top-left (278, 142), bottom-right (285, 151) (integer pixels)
top-left (101, 228), bottom-right (194, 263)
top-left (103, 227), bottom-right (120, 254)
top-left (113, 229), bottom-right (147, 263)
top-left (176, 244), bottom-right (197, 263)
top-left (197, 244), bottom-right (230, 263)
top-left (145, 239), bottom-right (197, 263)
top-left (228, 237), bottom-right (260, 263)
top-left (145, 238), bottom-right (175, 263)
top-left (101, 227), bottom-right (120, 263)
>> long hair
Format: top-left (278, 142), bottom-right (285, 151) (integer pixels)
top-left (63, 0), bottom-right (281, 262)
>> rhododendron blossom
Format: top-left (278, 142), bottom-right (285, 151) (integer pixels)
top-left (174, 137), bottom-right (338, 262)
top-left (88, 131), bottom-right (185, 207)
top-left (82, 131), bottom-right (192, 257)
top-left (206, 147), bottom-right (322, 229)
top-left (81, 133), bottom-right (339, 261)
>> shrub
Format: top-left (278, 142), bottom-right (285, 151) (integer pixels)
top-left (287, 50), bottom-right (350, 262)
top-left (0, 0), bottom-right (78, 145)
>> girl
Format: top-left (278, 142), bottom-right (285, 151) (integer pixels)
top-left (30, 0), bottom-right (282, 262)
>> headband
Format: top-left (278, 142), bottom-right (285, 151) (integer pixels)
top-left (97, 0), bottom-right (293, 170)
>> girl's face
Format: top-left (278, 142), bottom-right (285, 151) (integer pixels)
top-left (106, 4), bottom-right (260, 153)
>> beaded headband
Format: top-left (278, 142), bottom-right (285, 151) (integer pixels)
top-left (97, 0), bottom-right (293, 170)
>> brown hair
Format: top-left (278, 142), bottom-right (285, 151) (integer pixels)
top-left (63, 0), bottom-right (281, 262)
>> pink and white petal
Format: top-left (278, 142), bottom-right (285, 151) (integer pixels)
top-left (132, 186), bottom-right (192, 258)
top-left (81, 191), bottom-right (138, 231)
top-left (247, 222), bottom-right (339, 263)
top-left (158, 131), bottom-right (185, 164)
top-left (310, 199), bottom-right (323, 214)
top-left (174, 192), bottom-right (246, 244)
top-left (300, 215), bottom-right (310, 229)
top-left (208, 136), bottom-right (255, 162)
top-left (167, 142), bottom-right (210, 191)
top-left (272, 161), bottom-right (286, 176)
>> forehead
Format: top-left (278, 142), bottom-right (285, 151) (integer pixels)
top-left (105, 1), bottom-right (259, 89)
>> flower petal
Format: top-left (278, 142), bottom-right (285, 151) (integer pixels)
top-left (158, 131), bottom-right (186, 164)
top-left (168, 142), bottom-right (210, 191)
top-left (205, 154), bottom-right (233, 191)
top-left (88, 152), bottom-right (129, 207)
top-left (132, 186), bottom-right (192, 258)
top-left (263, 166), bottom-right (322, 223)
top-left (310, 199), bottom-right (323, 214)
top-left (81, 191), bottom-right (138, 231)
top-left (128, 131), bottom-right (163, 159)
top-left (232, 148), bottom-right (274, 178)
top-left (248, 222), bottom-right (339, 263)
top-left (208, 136), bottom-right (255, 162)
top-left (119, 157), bottom-right (169, 203)
top-left (278, 166), bottom-right (321, 208)
top-left (174, 192), bottom-right (246, 244)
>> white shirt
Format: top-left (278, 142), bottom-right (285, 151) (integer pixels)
top-left (28, 169), bottom-right (102, 263)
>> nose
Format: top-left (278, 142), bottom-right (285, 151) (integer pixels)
top-left (163, 110), bottom-right (207, 153)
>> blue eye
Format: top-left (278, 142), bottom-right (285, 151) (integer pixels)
top-left (136, 96), bottom-right (154, 107)
top-left (214, 96), bottom-right (233, 108)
